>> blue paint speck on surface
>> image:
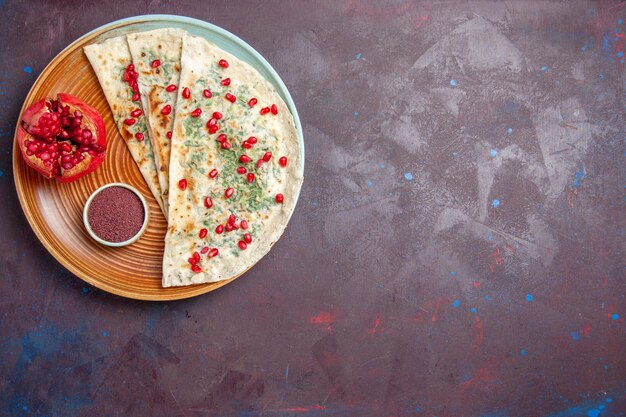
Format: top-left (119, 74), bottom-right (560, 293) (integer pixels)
top-left (355, 52), bottom-right (362, 59)
top-left (23, 66), bottom-right (33, 73)
top-left (599, 73), bottom-right (605, 80)
top-left (470, 307), bottom-right (477, 314)
top-left (81, 287), bottom-right (90, 295)
top-left (526, 293), bottom-right (534, 302)
top-left (487, 234), bottom-right (494, 241)
top-left (541, 65), bottom-right (549, 71)
top-left (367, 181), bottom-right (372, 187)
top-left (450, 79), bottom-right (457, 87)
top-left (611, 313), bottom-right (619, 320)
top-left (415, 406), bottom-right (422, 413)
top-left (490, 149), bottom-right (498, 157)
top-left (0, 169), bottom-right (3, 177)
top-left (344, 79), bottom-right (350, 85)
top-left (379, 163), bottom-right (385, 169)
top-left (507, 127), bottom-right (513, 134)
top-left (619, 18), bottom-right (623, 25)
top-left (581, 44), bottom-right (588, 52)
top-left (450, 271), bottom-right (456, 277)
top-left (453, 299), bottom-right (460, 308)
top-left (618, 51), bottom-right (623, 58)
top-left (102, 331), bottom-right (107, 337)
top-left (521, 349), bottom-right (526, 357)
top-left (587, 409), bottom-right (601, 417)
top-left (353, 111), bottom-right (359, 118)
top-left (22, 405), bottom-right (28, 411)
top-left (485, 295), bottom-right (491, 301)
top-left (491, 199), bottom-right (501, 208)
top-left (572, 170), bottom-right (585, 188)
top-left (601, 33), bottom-right (609, 52)
top-left (571, 331), bottom-right (581, 341)
top-left (606, 398), bottom-right (613, 403)
top-left (404, 172), bottom-right (413, 181)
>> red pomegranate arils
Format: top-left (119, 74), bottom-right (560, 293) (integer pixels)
top-left (238, 241), bottom-right (247, 250)
top-left (216, 134), bottom-right (227, 143)
top-left (191, 264), bottom-right (202, 273)
top-left (201, 246), bottom-right (210, 254)
top-left (188, 257), bottom-right (197, 265)
top-left (220, 78), bottom-right (231, 86)
top-left (199, 228), bottom-right (208, 238)
top-left (242, 141), bottom-right (253, 149)
top-left (123, 118), bottom-right (136, 126)
top-left (225, 93), bottom-right (236, 103)
top-left (247, 173), bottom-right (255, 183)
top-left (279, 156), bottom-right (288, 167)
top-left (203, 89), bottom-right (212, 98)
top-left (271, 104), bottom-right (278, 115)
top-left (247, 136), bottom-right (257, 144)
top-left (166, 131), bottom-right (172, 139)
top-left (207, 118), bottom-right (217, 127)
top-left (127, 63), bottom-right (135, 71)
top-left (166, 84), bottom-right (177, 92)
top-left (208, 248), bottom-right (219, 257)
top-left (209, 168), bottom-right (218, 178)
top-left (240, 220), bottom-right (249, 230)
top-left (228, 214), bottom-right (237, 224)
top-left (178, 179), bottom-right (188, 190)
top-left (190, 108), bottom-right (202, 117)
top-left (256, 159), bottom-right (263, 168)
top-left (237, 166), bottom-right (247, 174)
top-left (130, 109), bottom-right (143, 118)
top-left (135, 132), bottom-right (144, 141)
top-left (182, 87), bottom-right (191, 99)
top-left (132, 93), bottom-right (140, 102)
top-left (239, 154), bottom-right (252, 163)
top-left (225, 223), bottom-right (234, 232)
top-left (260, 107), bottom-right (270, 115)
top-left (276, 193), bottom-right (284, 203)
top-left (225, 188), bottom-right (234, 198)
top-left (262, 151), bottom-right (272, 162)
top-left (151, 59), bottom-right (161, 68)
top-left (218, 59), bottom-right (229, 68)
top-left (161, 104), bottom-right (172, 115)
top-left (208, 124), bottom-right (219, 134)
top-left (212, 111), bottom-right (223, 120)
top-left (248, 98), bottom-right (258, 107)
top-left (192, 251), bottom-right (201, 262)
top-left (215, 225), bottom-right (224, 234)
top-left (204, 196), bottom-right (213, 208)
top-left (243, 233), bottom-right (252, 244)
top-left (221, 141), bottom-right (231, 150)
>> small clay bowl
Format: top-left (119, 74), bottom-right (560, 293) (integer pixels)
top-left (83, 182), bottom-right (149, 247)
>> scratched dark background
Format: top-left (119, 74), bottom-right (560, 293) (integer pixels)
top-left (0, 1), bottom-right (625, 416)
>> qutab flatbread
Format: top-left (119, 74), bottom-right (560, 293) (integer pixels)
top-left (163, 34), bottom-right (303, 287)
top-left (83, 37), bottom-right (165, 214)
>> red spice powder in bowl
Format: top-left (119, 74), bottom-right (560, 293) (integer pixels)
top-left (83, 183), bottom-right (149, 247)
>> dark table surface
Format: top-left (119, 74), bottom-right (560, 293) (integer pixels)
top-left (1, 1), bottom-right (624, 416)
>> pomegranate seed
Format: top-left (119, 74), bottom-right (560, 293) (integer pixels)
top-left (124, 118), bottom-right (136, 125)
top-left (151, 59), bottom-right (161, 68)
top-left (182, 87), bottom-right (191, 99)
top-left (243, 233), bottom-right (252, 244)
top-left (191, 264), bottom-right (202, 273)
top-left (225, 188), bottom-right (234, 198)
top-left (248, 97), bottom-right (258, 107)
top-left (220, 78), bottom-right (231, 86)
top-left (161, 104), bottom-right (172, 115)
top-left (271, 104), bottom-right (278, 115)
top-left (135, 132), bottom-right (144, 141)
top-left (208, 124), bottom-right (219, 134)
top-left (166, 131), bottom-right (172, 139)
top-left (256, 159), bottom-right (263, 168)
top-left (225, 223), bottom-right (234, 232)
top-left (208, 248), bottom-right (219, 257)
top-left (263, 151), bottom-right (272, 162)
top-left (199, 228), bottom-right (208, 238)
top-left (131, 83), bottom-right (139, 93)
top-left (123, 71), bottom-right (131, 82)
top-left (240, 220), bottom-right (249, 230)
top-left (221, 141), bottom-right (231, 150)
top-left (239, 154), bottom-right (252, 163)
top-left (232, 222), bottom-right (240, 230)
top-left (132, 93), bottom-right (140, 101)
top-left (201, 246), bottom-right (210, 254)
top-left (228, 214), bottom-right (237, 224)
top-left (166, 84), bottom-right (177, 92)
top-left (247, 136), bottom-right (257, 144)
top-left (238, 241), bottom-right (247, 250)
top-left (212, 111), bottom-right (223, 120)
top-left (127, 63), bottom-right (135, 71)
top-left (216, 134), bottom-right (227, 143)
top-left (237, 166), bottom-right (247, 174)
top-left (130, 108), bottom-right (143, 118)
top-left (260, 107), bottom-right (270, 115)
top-left (178, 179), bottom-right (187, 190)
top-left (203, 89), bottom-right (212, 98)
top-left (247, 173), bottom-right (255, 183)
top-left (188, 257), bottom-right (197, 265)
top-left (193, 251), bottom-right (201, 262)
top-left (190, 108), bottom-right (202, 117)
top-left (215, 225), bottom-right (224, 234)
top-left (276, 193), bottom-right (284, 203)
top-left (218, 59), bottom-right (229, 68)
top-left (225, 93), bottom-right (236, 103)
top-left (204, 196), bottom-right (213, 208)
top-left (242, 141), bottom-right (253, 149)
top-left (207, 118), bottom-right (217, 127)
top-left (209, 169), bottom-right (218, 178)
top-left (279, 156), bottom-right (288, 167)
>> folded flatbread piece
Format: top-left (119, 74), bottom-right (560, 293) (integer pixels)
top-left (127, 28), bottom-right (186, 216)
top-left (84, 37), bottom-right (165, 213)
top-left (163, 34), bottom-right (303, 287)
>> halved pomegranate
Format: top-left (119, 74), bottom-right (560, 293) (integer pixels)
top-left (17, 93), bottom-right (106, 183)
